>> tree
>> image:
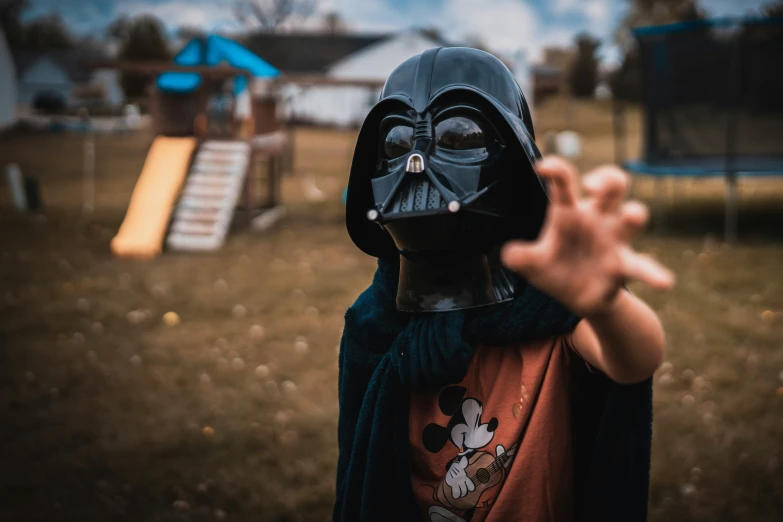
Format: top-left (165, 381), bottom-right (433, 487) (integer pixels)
top-left (106, 14), bottom-right (132, 41)
top-left (464, 34), bottom-right (490, 53)
top-left (765, 0), bottom-right (783, 17)
top-left (569, 33), bottom-right (601, 98)
top-left (614, 0), bottom-right (704, 54)
top-left (234, 0), bottom-right (317, 31)
top-left (420, 26), bottom-right (444, 44)
top-left (116, 15), bottom-right (171, 98)
top-left (323, 11), bottom-right (345, 35)
top-left (21, 13), bottom-right (74, 51)
top-left (0, 0), bottom-right (28, 49)
top-left (176, 25), bottom-right (207, 41)
top-left (611, 0), bottom-right (705, 100)
top-left (610, 50), bottom-right (643, 101)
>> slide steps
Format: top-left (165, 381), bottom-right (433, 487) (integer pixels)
top-left (166, 140), bottom-right (251, 252)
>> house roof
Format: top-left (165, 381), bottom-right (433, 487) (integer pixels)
top-left (241, 32), bottom-right (392, 73)
top-left (13, 48), bottom-right (107, 83)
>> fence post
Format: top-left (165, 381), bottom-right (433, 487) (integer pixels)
top-left (5, 163), bottom-right (27, 211)
top-left (654, 176), bottom-right (667, 234)
top-left (725, 175), bottom-right (738, 244)
top-left (80, 108), bottom-right (95, 215)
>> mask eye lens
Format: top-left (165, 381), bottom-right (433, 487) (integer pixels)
top-left (435, 116), bottom-right (485, 151)
top-left (383, 125), bottom-right (413, 159)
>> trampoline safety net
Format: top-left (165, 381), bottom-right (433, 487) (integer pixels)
top-left (633, 18), bottom-right (783, 176)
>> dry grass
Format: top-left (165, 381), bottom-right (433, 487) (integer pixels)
top-left (0, 98), bottom-right (781, 521)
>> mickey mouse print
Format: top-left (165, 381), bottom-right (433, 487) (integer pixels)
top-left (408, 339), bottom-right (576, 522)
top-left (422, 386), bottom-right (518, 521)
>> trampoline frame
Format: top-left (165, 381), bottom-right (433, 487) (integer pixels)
top-left (616, 16), bottom-right (783, 242)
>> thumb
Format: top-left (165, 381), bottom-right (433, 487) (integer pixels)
top-left (501, 240), bottom-right (545, 276)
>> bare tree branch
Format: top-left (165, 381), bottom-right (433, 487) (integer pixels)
top-left (234, 0), bottom-right (317, 31)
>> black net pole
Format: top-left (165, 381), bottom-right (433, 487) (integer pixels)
top-left (613, 99), bottom-right (627, 167)
top-left (725, 28), bottom-right (742, 243)
top-left (613, 98), bottom-right (636, 200)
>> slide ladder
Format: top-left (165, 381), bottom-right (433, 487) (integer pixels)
top-left (166, 140), bottom-right (251, 251)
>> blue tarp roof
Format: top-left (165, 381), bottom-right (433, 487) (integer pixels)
top-left (157, 35), bottom-right (280, 94)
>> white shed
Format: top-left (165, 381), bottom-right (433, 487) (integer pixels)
top-left (0, 28), bottom-right (17, 129)
top-left (284, 30), bottom-right (444, 127)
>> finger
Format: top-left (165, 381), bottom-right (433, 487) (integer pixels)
top-left (582, 166), bottom-right (630, 213)
top-left (536, 155), bottom-right (580, 207)
top-left (618, 200), bottom-right (649, 239)
top-left (621, 248), bottom-right (675, 290)
top-left (501, 240), bottom-right (547, 276)
top-left (467, 479), bottom-right (476, 492)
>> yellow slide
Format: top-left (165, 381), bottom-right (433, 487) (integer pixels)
top-left (111, 136), bottom-right (198, 260)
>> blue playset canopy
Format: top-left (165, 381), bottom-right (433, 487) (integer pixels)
top-left (156, 35), bottom-right (280, 94)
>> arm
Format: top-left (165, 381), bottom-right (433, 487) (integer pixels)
top-left (572, 290), bottom-right (666, 384)
top-left (501, 156), bottom-right (673, 384)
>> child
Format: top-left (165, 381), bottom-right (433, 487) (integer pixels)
top-left (335, 47), bottom-right (672, 522)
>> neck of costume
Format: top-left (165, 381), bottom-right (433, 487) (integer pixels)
top-left (396, 250), bottom-right (516, 312)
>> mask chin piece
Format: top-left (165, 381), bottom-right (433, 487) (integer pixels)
top-left (367, 209), bottom-right (379, 221)
top-left (447, 201), bottom-right (461, 213)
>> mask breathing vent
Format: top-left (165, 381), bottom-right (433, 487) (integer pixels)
top-left (406, 153), bottom-right (425, 173)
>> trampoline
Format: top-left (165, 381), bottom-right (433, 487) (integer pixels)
top-left (618, 17), bottom-right (783, 241)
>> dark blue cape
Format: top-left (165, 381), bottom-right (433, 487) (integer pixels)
top-left (334, 258), bottom-right (653, 521)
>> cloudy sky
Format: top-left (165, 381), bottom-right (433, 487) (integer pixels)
top-left (23, 0), bottom-right (774, 63)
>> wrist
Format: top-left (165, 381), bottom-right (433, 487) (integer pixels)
top-left (585, 287), bottom-right (627, 324)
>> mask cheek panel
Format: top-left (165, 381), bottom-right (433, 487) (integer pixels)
top-left (427, 158), bottom-right (481, 197)
top-left (370, 170), bottom-right (403, 210)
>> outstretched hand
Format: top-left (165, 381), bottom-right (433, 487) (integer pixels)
top-left (501, 156), bottom-right (674, 317)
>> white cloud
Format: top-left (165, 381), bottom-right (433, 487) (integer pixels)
top-left (551, 0), bottom-right (613, 33)
top-left (116, 1), bottom-right (237, 30)
top-left (582, 0), bottom-right (611, 28)
top-left (328, 0), bottom-right (582, 64)
top-left (553, 0), bottom-right (580, 15)
top-left (441, 0), bottom-right (539, 52)
top-left (538, 26), bottom-right (576, 49)
top-left (330, 0), bottom-right (422, 33)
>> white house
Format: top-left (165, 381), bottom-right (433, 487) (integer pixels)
top-left (89, 68), bottom-right (125, 107)
top-left (0, 28), bottom-right (17, 129)
top-left (284, 30), bottom-right (445, 126)
top-left (245, 30), bottom-right (533, 128)
top-left (14, 50), bottom-right (125, 114)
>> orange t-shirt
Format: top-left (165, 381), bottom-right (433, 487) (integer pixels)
top-left (409, 337), bottom-right (575, 522)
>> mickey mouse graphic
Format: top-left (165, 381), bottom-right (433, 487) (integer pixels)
top-left (421, 386), bottom-right (518, 522)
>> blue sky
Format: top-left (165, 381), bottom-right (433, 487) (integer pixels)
top-left (23, 0), bottom-right (774, 64)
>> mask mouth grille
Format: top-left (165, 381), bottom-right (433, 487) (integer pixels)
top-left (395, 178), bottom-right (445, 213)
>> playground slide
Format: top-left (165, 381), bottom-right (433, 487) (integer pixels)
top-left (111, 136), bottom-right (198, 260)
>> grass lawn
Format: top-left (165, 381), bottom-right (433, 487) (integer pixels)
top-left (0, 97), bottom-right (781, 521)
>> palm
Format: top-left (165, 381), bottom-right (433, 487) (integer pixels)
top-left (502, 157), bottom-right (673, 317)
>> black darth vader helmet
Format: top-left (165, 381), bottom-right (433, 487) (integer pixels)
top-left (346, 47), bottom-right (549, 312)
